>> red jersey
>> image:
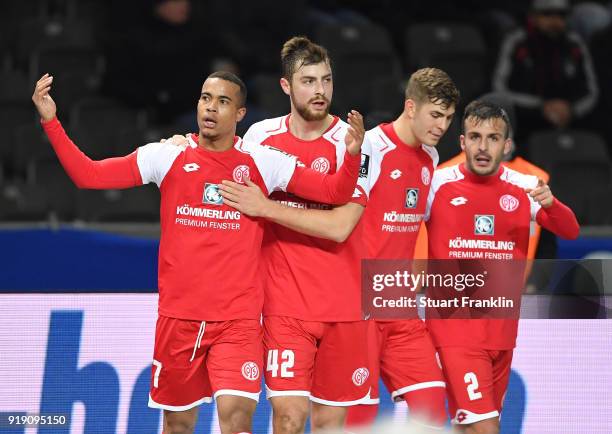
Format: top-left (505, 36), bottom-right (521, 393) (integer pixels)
top-left (244, 115), bottom-right (369, 321)
top-left (361, 122), bottom-right (438, 259)
top-left (42, 118), bottom-right (360, 322)
top-left (425, 163), bottom-right (579, 349)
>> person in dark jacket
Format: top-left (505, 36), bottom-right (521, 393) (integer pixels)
top-left (492, 0), bottom-right (598, 146)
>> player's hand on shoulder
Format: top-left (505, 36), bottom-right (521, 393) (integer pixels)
top-left (344, 110), bottom-right (365, 156)
top-left (32, 73), bottom-right (57, 122)
top-left (525, 178), bottom-right (554, 208)
top-left (160, 134), bottom-right (190, 148)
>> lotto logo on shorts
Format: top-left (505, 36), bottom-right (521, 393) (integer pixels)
top-left (351, 367), bottom-right (369, 386)
top-left (241, 361), bottom-right (260, 381)
top-left (456, 411), bottom-right (468, 423)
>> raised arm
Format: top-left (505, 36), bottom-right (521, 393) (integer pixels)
top-left (33, 74), bottom-right (143, 189)
top-left (219, 178), bottom-right (365, 242)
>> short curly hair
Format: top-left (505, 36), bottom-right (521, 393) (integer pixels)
top-left (281, 36), bottom-right (331, 81)
top-left (405, 68), bottom-right (460, 110)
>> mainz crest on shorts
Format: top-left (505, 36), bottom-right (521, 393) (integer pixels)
top-left (241, 361), bottom-right (260, 381)
top-left (352, 367), bottom-right (369, 386)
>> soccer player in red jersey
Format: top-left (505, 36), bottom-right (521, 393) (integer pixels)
top-left (218, 37), bottom-right (371, 434)
top-left (31, 71), bottom-right (363, 434)
top-left (220, 68), bottom-right (459, 431)
top-left (425, 100), bottom-right (579, 433)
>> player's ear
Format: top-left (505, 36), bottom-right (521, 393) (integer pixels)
top-left (236, 107), bottom-right (246, 123)
top-left (459, 134), bottom-right (466, 151)
top-left (404, 99), bottom-right (416, 119)
top-left (280, 77), bottom-right (291, 96)
top-left (503, 138), bottom-right (512, 156)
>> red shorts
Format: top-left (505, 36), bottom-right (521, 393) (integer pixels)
top-left (148, 315), bottom-right (263, 411)
top-left (437, 347), bottom-right (513, 425)
top-left (365, 319), bottom-right (446, 403)
top-left (263, 316), bottom-right (371, 406)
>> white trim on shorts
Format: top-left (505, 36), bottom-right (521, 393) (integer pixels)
top-left (309, 388), bottom-right (373, 407)
top-left (148, 394), bottom-right (212, 411)
top-left (265, 385), bottom-right (311, 400)
top-left (189, 321), bottom-right (206, 362)
top-left (452, 409), bottom-right (500, 425)
top-left (357, 396), bottom-right (381, 405)
top-left (390, 380), bottom-right (446, 402)
top-left (214, 389), bottom-right (260, 403)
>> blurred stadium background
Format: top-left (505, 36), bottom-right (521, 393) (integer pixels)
top-left (0, 0), bottom-right (611, 433)
top-left (1, 0), bottom-right (612, 224)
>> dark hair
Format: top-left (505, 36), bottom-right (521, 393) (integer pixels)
top-left (405, 68), bottom-right (460, 110)
top-left (207, 71), bottom-right (247, 107)
top-left (462, 100), bottom-right (513, 139)
top-left (281, 36), bottom-right (331, 80)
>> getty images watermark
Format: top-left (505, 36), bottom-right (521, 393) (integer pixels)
top-left (362, 259), bottom-right (612, 320)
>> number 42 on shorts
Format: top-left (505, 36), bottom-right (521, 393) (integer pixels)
top-left (267, 349), bottom-right (295, 378)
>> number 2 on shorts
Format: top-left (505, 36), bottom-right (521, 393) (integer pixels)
top-left (267, 349), bottom-right (295, 378)
top-left (464, 371), bottom-right (483, 400)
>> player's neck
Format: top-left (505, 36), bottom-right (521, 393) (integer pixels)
top-left (198, 132), bottom-right (235, 152)
top-left (392, 114), bottom-right (419, 148)
top-left (288, 112), bottom-right (334, 141)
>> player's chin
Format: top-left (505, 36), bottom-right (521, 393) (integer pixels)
top-left (424, 138), bottom-right (441, 147)
top-left (304, 111), bottom-right (328, 122)
top-left (200, 129), bottom-right (219, 140)
top-left (424, 133), bottom-right (442, 146)
top-left (474, 165), bottom-right (497, 176)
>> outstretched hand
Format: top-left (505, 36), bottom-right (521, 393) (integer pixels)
top-left (525, 178), bottom-right (554, 208)
top-left (32, 73), bottom-right (57, 122)
top-left (344, 110), bottom-right (365, 156)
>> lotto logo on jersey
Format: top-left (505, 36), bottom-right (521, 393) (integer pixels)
top-left (311, 157), bottom-right (330, 173)
top-left (405, 188), bottom-right (419, 209)
top-left (352, 367), bottom-right (369, 386)
top-left (474, 215), bottom-right (495, 236)
top-left (203, 183), bottom-right (223, 205)
top-left (241, 361), bottom-right (260, 381)
top-left (359, 154), bottom-right (370, 178)
top-left (232, 165), bottom-right (250, 183)
top-left (499, 194), bottom-right (519, 212)
top-left (451, 196), bottom-right (468, 206)
top-left (183, 163), bottom-right (200, 172)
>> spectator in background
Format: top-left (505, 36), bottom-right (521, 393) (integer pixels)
top-left (590, 20), bottom-right (612, 154)
top-left (492, 0), bottom-right (598, 148)
top-left (103, 0), bottom-right (236, 128)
